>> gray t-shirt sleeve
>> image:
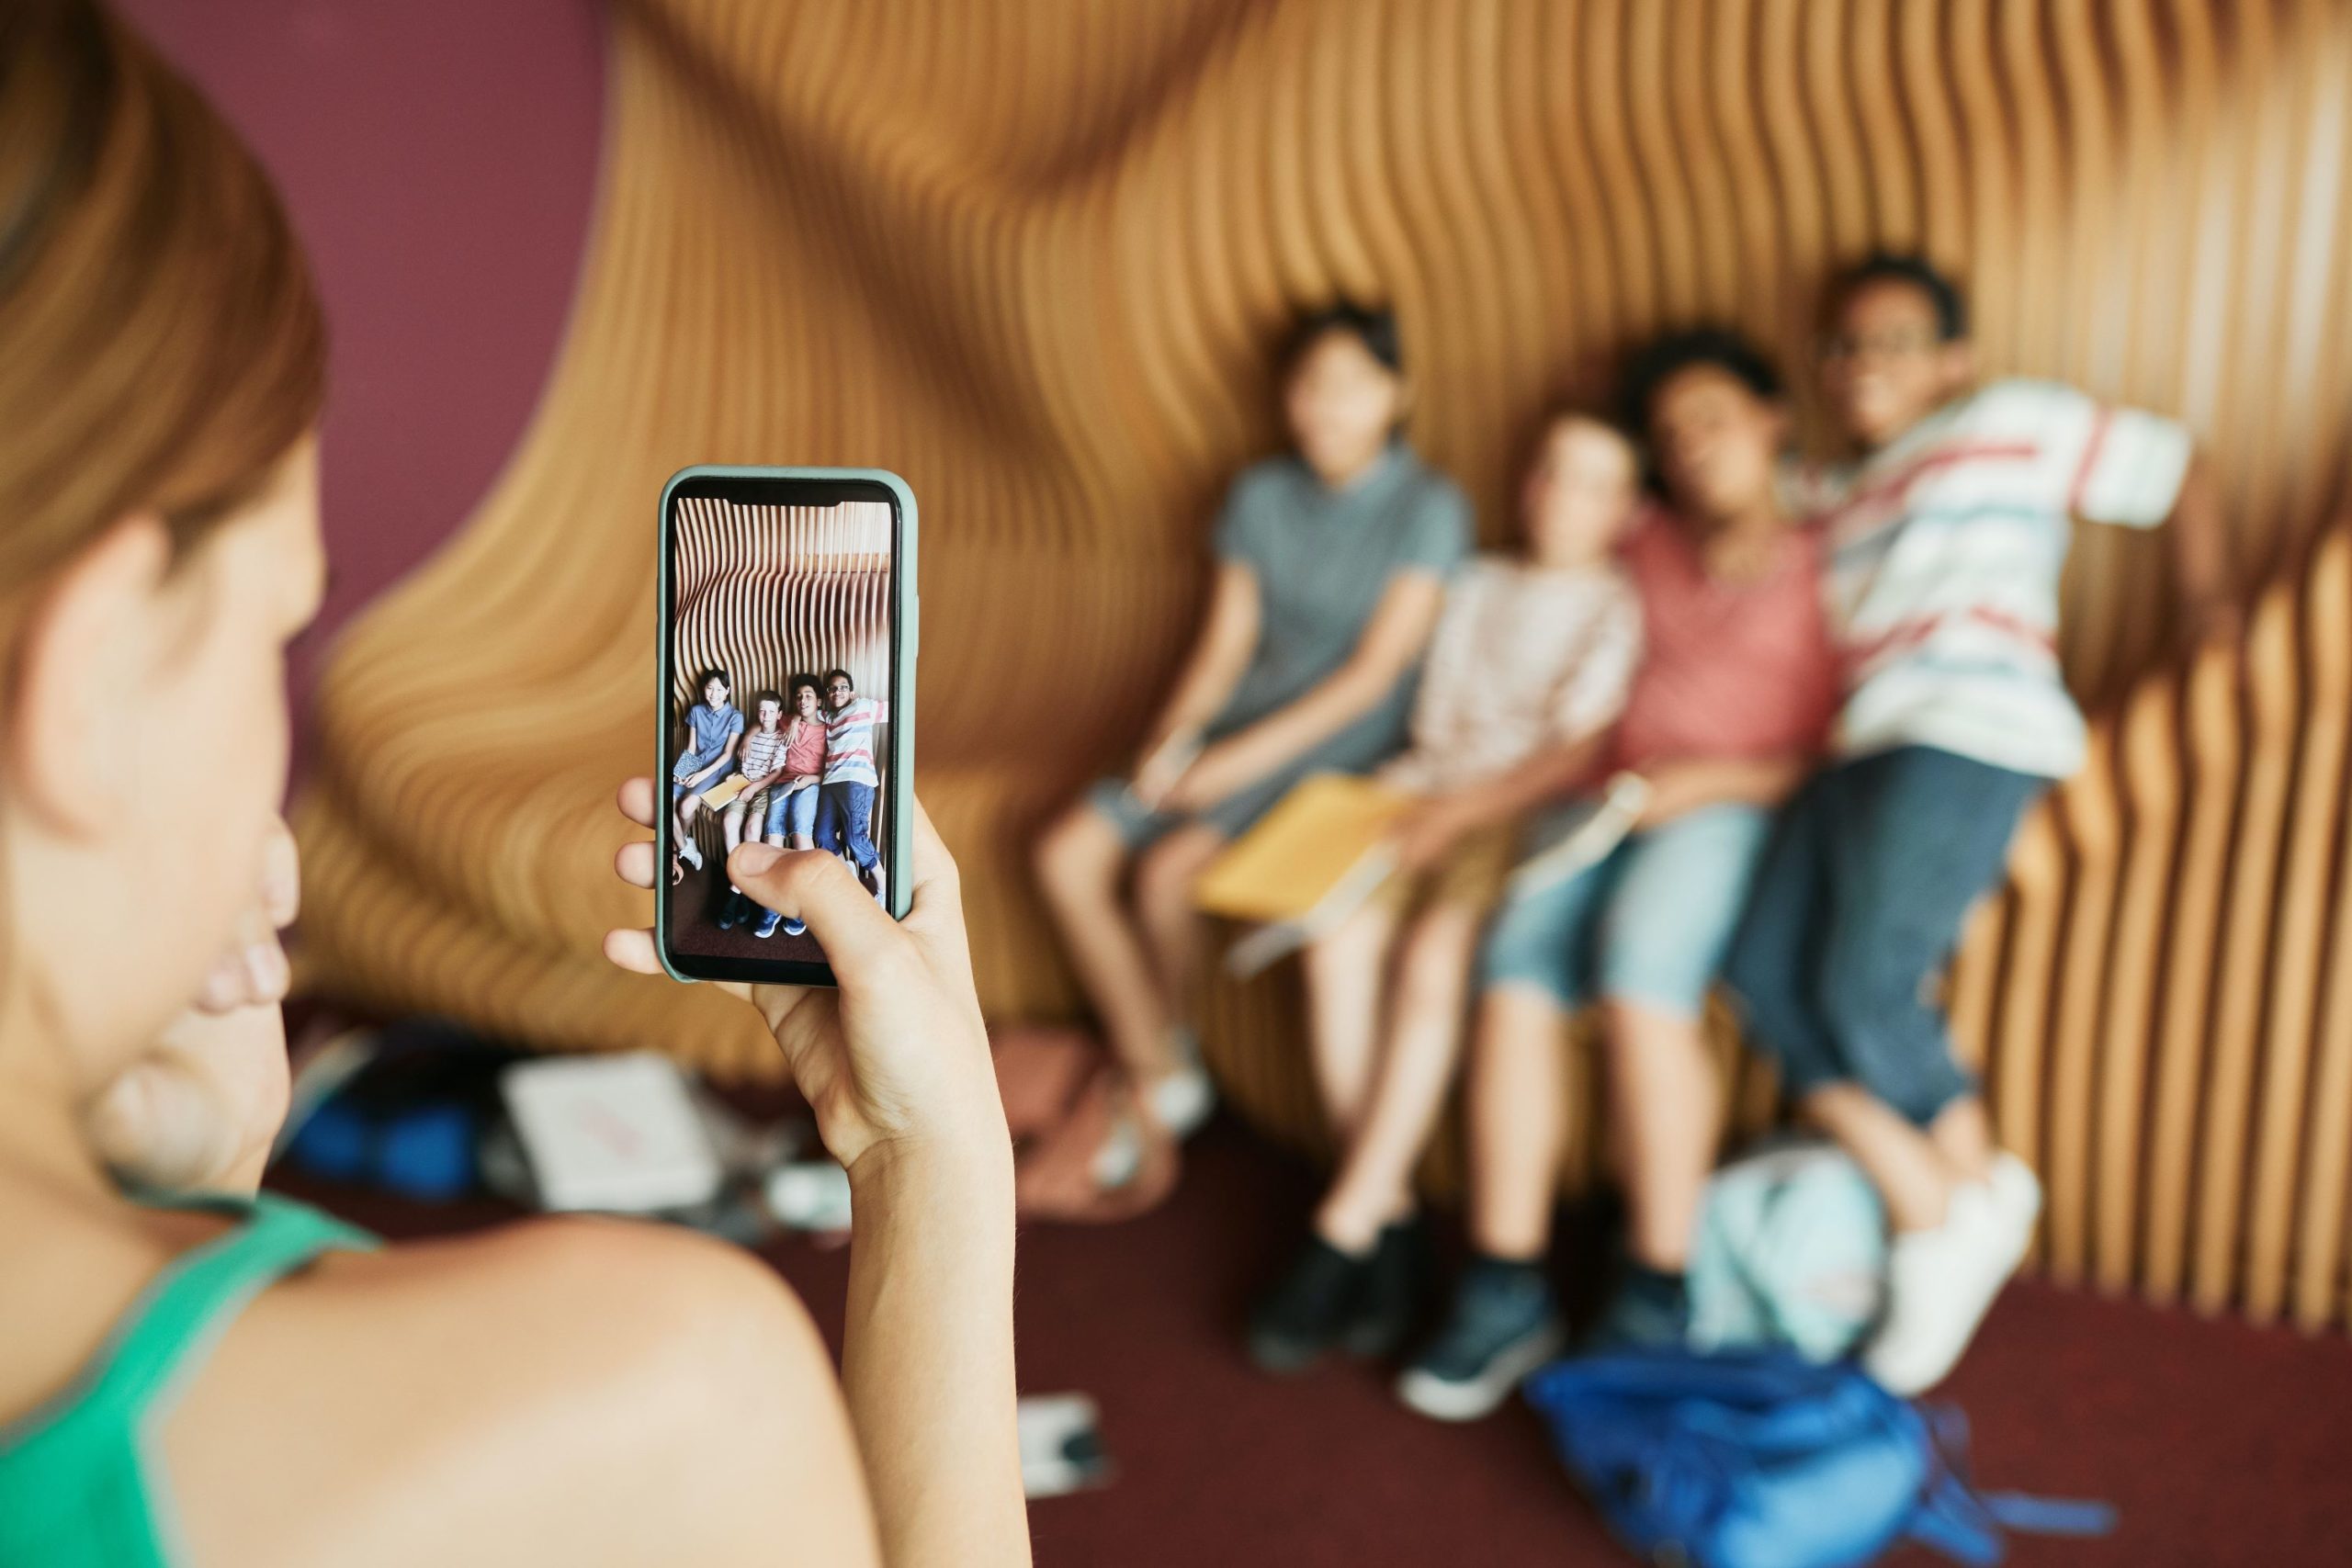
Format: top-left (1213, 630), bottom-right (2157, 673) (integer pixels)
top-left (1212, 468), bottom-right (1274, 568)
top-left (1395, 477), bottom-right (1473, 577)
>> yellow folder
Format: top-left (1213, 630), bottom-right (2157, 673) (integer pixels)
top-left (1195, 774), bottom-right (1419, 973)
top-left (694, 773), bottom-right (749, 808)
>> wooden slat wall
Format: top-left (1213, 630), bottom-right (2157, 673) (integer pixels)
top-left (669, 497), bottom-right (892, 862)
top-left (293, 0), bottom-right (2352, 1324)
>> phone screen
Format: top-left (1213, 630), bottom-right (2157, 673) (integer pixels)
top-left (658, 468), bottom-right (916, 987)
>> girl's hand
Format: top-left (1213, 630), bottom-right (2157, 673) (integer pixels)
top-left (1391, 795), bottom-right (1472, 874)
top-left (85, 818), bottom-right (300, 1195)
top-left (605, 779), bottom-right (1004, 1174)
top-left (1159, 740), bottom-right (1250, 814)
top-left (1129, 729), bottom-right (1202, 812)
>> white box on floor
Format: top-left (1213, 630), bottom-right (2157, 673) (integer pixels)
top-left (501, 1050), bottom-right (723, 1213)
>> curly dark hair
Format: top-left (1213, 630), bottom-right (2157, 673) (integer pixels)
top-left (1618, 327), bottom-right (1785, 434)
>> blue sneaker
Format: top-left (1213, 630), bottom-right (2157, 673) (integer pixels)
top-left (1587, 1263), bottom-right (1691, 1354)
top-left (754, 909), bottom-right (783, 939)
top-left (1395, 1258), bottom-right (1566, 1422)
top-left (783, 917), bottom-right (807, 937)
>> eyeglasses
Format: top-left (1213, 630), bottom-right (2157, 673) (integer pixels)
top-left (828, 683), bottom-right (853, 694)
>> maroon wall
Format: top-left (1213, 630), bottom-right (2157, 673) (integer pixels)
top-left (114, 0), bottom-right (607, 767)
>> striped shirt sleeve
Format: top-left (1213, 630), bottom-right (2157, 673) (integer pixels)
top-left (1551, 579), bottom-right (1643, 741)
top-left (2070, 402), bottom-right (2193, 528)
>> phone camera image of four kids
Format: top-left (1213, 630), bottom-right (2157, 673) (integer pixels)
top-left (672, 664), bottom-right (887, 954)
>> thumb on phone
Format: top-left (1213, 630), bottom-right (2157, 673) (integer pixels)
top-left (726, 843), bottom-right (898, 976)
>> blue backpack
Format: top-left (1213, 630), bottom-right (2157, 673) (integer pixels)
top-left (1525, 1348), bottom-right (2113, 1568)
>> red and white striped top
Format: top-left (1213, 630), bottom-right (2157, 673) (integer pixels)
top-left (822, 696), bottom-right (882, 786)
top-left (1792, 378), bottom-right (2191, 779)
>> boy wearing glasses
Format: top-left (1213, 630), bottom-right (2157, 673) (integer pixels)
top-left (815, 668), bottom-right (886, 904)
top-left (1724, 253), bottom-right (2233, 1393)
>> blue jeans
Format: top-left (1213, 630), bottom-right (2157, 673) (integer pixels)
top-left (1722, 745), bottom-right (2045, 1126)
top-left (816, 781), bottom-right (878, 872)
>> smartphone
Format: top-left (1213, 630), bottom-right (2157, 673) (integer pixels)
top-left (657, 467), bottom-right (917, 987)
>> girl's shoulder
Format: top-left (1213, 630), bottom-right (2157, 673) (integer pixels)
top-left (1227, 453), bottom-right (1310, 507)
top-left (1392, 449), bottom-right (1472, 522)
top-left (162, 1217), bottom-right (857, 1564)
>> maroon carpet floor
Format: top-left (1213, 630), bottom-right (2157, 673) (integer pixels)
top-left (277, 1117), bottom-right (2352, 1566)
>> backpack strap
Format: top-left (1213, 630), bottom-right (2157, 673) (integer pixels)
top-left (1906, 1403), bottom-right (2116, 1564)
top-left (1978, 1492), bottom-right (2120, 1537)
top-left (1906, 1472), bottom-right (2008, 1567)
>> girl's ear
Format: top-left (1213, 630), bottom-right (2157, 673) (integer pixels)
top-left (6, 514), bottom-right (175, 839)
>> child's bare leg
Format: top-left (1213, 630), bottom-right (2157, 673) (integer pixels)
top-left (1300, 898), bottom-right (1402, 1137)
top-left (1131, 823), bottom-right (1227, 1032)
top-left (721, 803), bottom-right (749, 865)
top-left (1317, 901), bottom-right (1482, 1251)
top-left (1927, 1092), bottom-right (1996, 1185)
top-left (1801, 1082), bottom-right (1957, 1233)
top-left (1602, 998), bottom-right (1721, 1271)
top-left (1466, 987), bottom-right (1571, 1259)
top-left (674, 794), bottom-right (707, 861)
top-left (1034, 802), bottom-right (1179, 1080)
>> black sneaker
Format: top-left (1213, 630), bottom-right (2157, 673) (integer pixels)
top-left (716, 890), bottom-right (750, 931)
top-left (1247, 1236), bottom-right (1372, 1375)
top-left (1345, 1215), bottom-right (1435, 1359)
top-left (1395, 1258), bottom-right (1567, 1422)
top-left (1586, 1262), bottom-right (1691, 1353)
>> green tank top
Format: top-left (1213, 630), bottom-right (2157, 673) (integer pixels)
top-left (0, 1191), bottom-right (379, 1567)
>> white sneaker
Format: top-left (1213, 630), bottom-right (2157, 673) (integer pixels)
top-left (678, 838), bottom-right (704, 871)
top-left (1983, 1152), bottom-right (2044, 1251)
top-left (1147, 1062), bottom-right (1216, 1139)
top-left (1090, 1114), bottom-right (1146, 1189)
top-left (1861, 1176), bottom-right (2032, 1395)
top-left (1144, 1029), bottom-right (1216, 1139)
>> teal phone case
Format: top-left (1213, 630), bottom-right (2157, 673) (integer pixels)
top-left (654, 466), bottom-right (918, 987)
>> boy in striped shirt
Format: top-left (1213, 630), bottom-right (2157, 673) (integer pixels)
top-left (715, 692), bottom-right (790, 934)
top-left (815, 668), bottom-right (885, 903)
top-left (1724, 253), bottom-right (2233, 1394)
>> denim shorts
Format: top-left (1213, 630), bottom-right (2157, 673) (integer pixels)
top-left (1477, 802), bottom-right (1773, 1019)
top-left (763, 781), bottom-right (821, 840)
top-left (673, 750), bottom-right (729, 802)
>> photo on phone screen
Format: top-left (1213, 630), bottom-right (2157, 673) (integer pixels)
top-left (658, 467), bottom-right (916, 987)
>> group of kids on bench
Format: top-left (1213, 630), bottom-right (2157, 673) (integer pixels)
top-left (1033, 254), bottom-right (2232, 1420)
top-left (673, 667), bottom-right (887, 937)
